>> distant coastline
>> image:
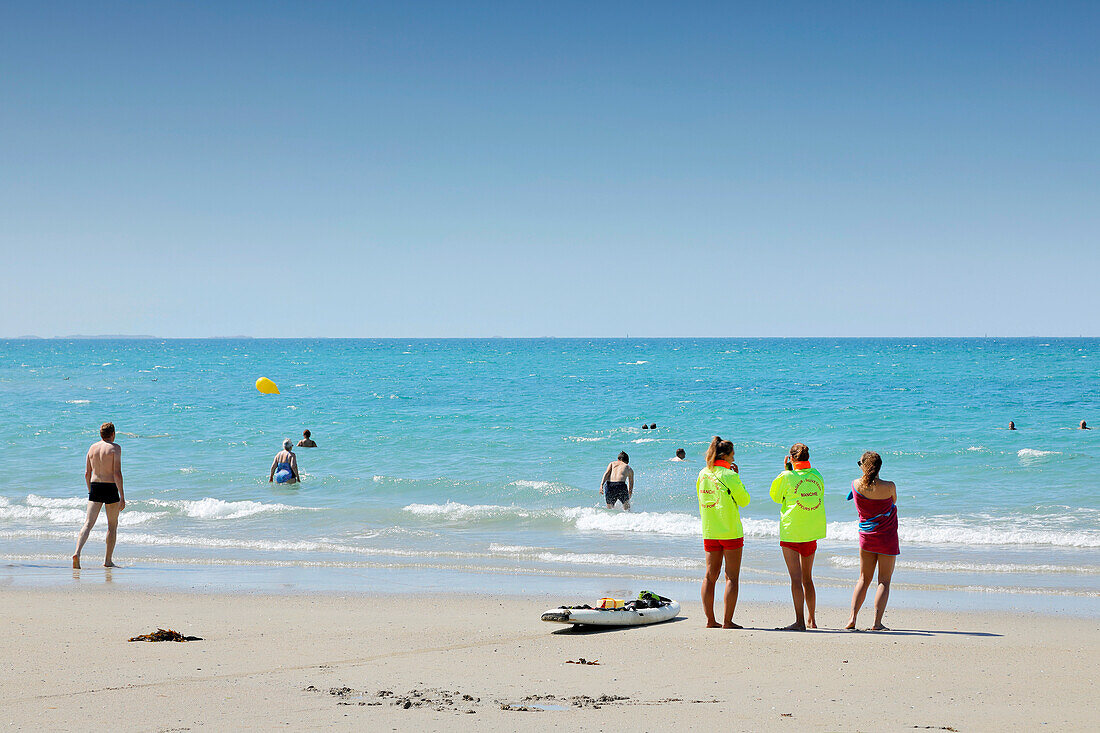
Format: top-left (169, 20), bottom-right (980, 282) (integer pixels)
top-left (6, 335), bottom-right (254, 340)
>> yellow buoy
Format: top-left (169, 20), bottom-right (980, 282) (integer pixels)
top-left (255, 377), bottom-right (280, 395)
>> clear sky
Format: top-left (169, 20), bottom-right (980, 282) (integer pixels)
top-left (1, 1), bottom-right (1097, 337)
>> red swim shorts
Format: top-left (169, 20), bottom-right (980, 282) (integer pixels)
top-left (780, 540), bottom-right (818, 557)
top-left (704, 538), bottom-right (744, 551)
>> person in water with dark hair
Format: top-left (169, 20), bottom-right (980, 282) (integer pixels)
top-left (1081, 421), bottom-right (1091, 430)
top-left (297, 429), bottom-right (317, 447)
top-left (671, 448), bottom-right (687, 462)
top-left (845, 450), bottom-right (899, 631)
top-left (599, 452), bottom-right (634, 510)
top-left (697, 436), bottom-right (750, 628)
top-left (770, 443), bottom-right (826, 630)
top-left (1008, 421), bottom-right (1016, 430)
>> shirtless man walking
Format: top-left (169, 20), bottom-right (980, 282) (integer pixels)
top-left (73, 422), bottom-right (125, 569)
top-left (599, 451), bottom-right (635, 510)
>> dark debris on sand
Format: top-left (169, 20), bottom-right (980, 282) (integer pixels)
top-left (128, 628), bottom-right (203, 642)
top-left (305, 685), bottom-right (725, 714)
top-left (501, 693), bottom-right (631, 711)
top-left (306, 686), bottom-right (480, 714)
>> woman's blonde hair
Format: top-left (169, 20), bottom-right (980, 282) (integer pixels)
top-left (858, 450), bottom-right (882, 489)
top-left (705, 435), bottom-right (734, 468)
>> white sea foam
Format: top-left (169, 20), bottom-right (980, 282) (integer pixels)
top-left (487, 542), bottom-right (698, 569)
top-left (402, 503), bottom-right (1100, 547)
top-left (145, 498), bottom-right (307, 520)
top-left (1018, 448), bottom-right (1059, 459)
top-left (967, 446), bottom-right (986, 452)
top-left (2, 496), bottom-right (160, 526)
top-left (562, 507), bottom-right (700, 535)
top-left (508, 480), bottom-right (575, 496)
top-left (64, 399), bottom-right (90, 405)
top-left (536, 550), bottom-right (697, 570)
top-left (828, 557), bottom-right (1099, 575)
top-left (25, 495), bottom-right (86, 508)
top-left (631, 438), bottom-right (657, 444)
top-left (0, 529), bottom-right (467, 558)
top-left (619, 360), bottom-right (649, 365)
top-left (488, 543), bottom-right (532, 553)
top-left (564, 436), bottom-right (604, 442)
top-left (404, 502), bottom-right (538, 520)
top-left (509, 480), bottom-right (553, 490)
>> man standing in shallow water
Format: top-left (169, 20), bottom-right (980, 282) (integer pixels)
top-left (600, 452), bottom-right (634, 510)
top-left (73, 422), bottom-right (125, 569)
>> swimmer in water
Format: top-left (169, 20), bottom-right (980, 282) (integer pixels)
top-left (1081, 421), bottom-right (1091, 430)
top-left (671, 448), bottom-right (687, 462)
top-left (269, 439), bottom-right (300, 484)
top-left (297, 429), bottom-right (317, 447)
top-left (73, 422), bottom-right (125, 569)
top-left (1008, 421), bottom-right (1016, 430)
top-left (600, 452), bottom-right (634, 510)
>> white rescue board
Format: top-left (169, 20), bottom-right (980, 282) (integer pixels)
top-left (541, 600), bottom-right (680, 627)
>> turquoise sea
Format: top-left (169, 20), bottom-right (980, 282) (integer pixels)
top-left (1, 338), bottom-right (1097, 613)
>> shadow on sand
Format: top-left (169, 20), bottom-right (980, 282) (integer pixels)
top-left (551, 617), bottom-right (1001, 638)
top-left (756, 626), bottom-right (1003, 638)
top-left (550, 616), bottom-right (689, 635)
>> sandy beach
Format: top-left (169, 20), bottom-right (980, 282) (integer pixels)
top-left (2, 585), bottom-right (1096, 731)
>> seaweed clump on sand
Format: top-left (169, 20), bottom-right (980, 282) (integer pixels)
top-left (128, 628), bottom-right (203, 642)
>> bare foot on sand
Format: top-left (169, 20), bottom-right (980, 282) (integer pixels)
top-left (722, 622), bottom-right (743, 629)
top-left (844, 621), bottom-right (858, 630)
top-left (872, 624), bottom-right (890, 631)
top-left (807, 619), bottom-right (818, 629)
top-left (706, 620), bottom-right (722, 628)
top-left (778, 622), bottom-right (806, 631)
top-left (72, 555), bottom-right (80, 569)
top-left (103, 561), bottom-right (117, 568)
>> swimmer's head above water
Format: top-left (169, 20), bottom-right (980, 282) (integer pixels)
top-left (283, 438), bottom-right (293, 451)
top-left (100, 422), bottom-right (115, 441)
top-left (1081, 421), bottom-right (1090, 430)
top-left (675, 448), bottom-right (686, 460)
top-left (1008, 421), bottom-right (1016, 430)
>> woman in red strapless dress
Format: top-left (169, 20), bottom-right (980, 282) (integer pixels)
top-left (845, 451), bottom-right (898, 631)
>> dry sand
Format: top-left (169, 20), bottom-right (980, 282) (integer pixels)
top-left (2, 585), bottom-right (1096, 731)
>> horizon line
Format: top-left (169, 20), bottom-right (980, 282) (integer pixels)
top-left (3, 335), bottom-right (1098, 341)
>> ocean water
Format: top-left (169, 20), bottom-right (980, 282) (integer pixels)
top-left (1, 338), bottom-right (1098, 612)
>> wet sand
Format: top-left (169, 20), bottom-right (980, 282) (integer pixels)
top-left (2, 586), bottom-right (1096, 731)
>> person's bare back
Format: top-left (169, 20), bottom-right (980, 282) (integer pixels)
top-left (855, 477), bottom-right (896, 501)
top-left (600, 452), bottom-right (635, 510)
top-left (607, 460), bottom-right (633, 484)
top-left (87, 440), bottom-right (121, 483)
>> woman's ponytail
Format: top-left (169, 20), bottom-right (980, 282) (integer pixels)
top-left (705, 435), bottom-right (734, 468)
top-left (859, 450), bottom-right (882, 490)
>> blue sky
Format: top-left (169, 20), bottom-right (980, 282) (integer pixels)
top-left (1, 1), bottom-right (1097, 337)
